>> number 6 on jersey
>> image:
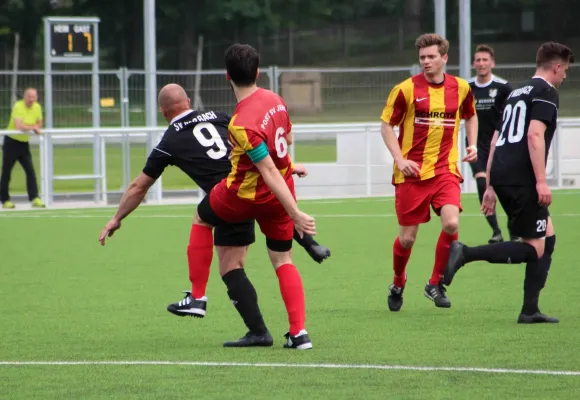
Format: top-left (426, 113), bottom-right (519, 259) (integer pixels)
top-left (275, 127), bottom-right (288, 158)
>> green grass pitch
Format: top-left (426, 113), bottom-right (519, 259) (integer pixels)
top-left (1, 192), bottom-right (580, 398)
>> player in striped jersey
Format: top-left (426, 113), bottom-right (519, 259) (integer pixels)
top-left (380, 33), bottom-right (478, 311)
top-left (195, 44), bottom-right (316, 349)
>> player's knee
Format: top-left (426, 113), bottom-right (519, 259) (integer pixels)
top-left (442, 218), bottom-right (459, 234)
top-left (399, 233), bottom-right (416, 248)
top-left (193, 211), bottom-right (213, 227)
top-left (526, 239), bottom-right (545, 259)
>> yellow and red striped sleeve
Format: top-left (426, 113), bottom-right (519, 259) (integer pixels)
top-left (458, 80), bottom-right (476, 119)
top-left (380, 84), bottom-right (408, 126)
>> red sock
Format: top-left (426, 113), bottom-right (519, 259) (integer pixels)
top-left (276, 264), bottom-right (306, 336)
top-left (187, 224), bottom-right (213, 299)
top-left (393, 237), bottom-right (412, 288)
top-left (430, 231), bottom-right (458, 285)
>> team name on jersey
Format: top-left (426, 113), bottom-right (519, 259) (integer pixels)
top-left (415, 111), bottom-right (455, 119)
top-left (173, 111), bottom-right (218, 131)
top-left (507, 85), bottom-right (533, 99)
top-left (260, 104), bottom-right (287, 130)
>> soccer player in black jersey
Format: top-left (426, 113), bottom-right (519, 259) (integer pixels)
top-left (468, 45), bottom-right (513, 243)
top-left (98, 84), bottom-right (330, 346)
top-left (444, 42), bottom-right (574, 324)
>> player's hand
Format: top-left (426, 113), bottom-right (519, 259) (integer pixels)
top-left (293, 211), bottom-right (316, 237)
top-left (32, 126), bottom-right (42, 135)
top-left (99, 218), bottom-right (121, 246)
top-left (536, 182), bottom-right (552, 207)
top-left (395, 159), bottom-right (421, 177)
top-left (293, 164), bottom-right (308, 178)
top-left (481, 186), bottom-right (497, 216)
top-left (462, 145), bottom-right (478, 163)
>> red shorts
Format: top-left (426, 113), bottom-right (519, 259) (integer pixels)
top-left (394, 173), bottom-right (462, 226)
top-left (209, 179), bottom-right (295, 241)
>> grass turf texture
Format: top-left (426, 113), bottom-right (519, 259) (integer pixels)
top-left (1, 192), bottom-right (580, 398)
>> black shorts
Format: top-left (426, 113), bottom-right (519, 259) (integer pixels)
top-left (494, 185), bottom-right (549, 239)
top-left (469, 146), bottom-right (489, 176)
top-left (197, 194), bottom-right (256, 247)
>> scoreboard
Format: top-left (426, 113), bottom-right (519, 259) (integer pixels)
top-left (45, 17), bottom-right (99, 61)
top-left (50, 23), bottom-right (94, 57)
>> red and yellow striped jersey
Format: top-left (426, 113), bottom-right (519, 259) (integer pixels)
top-left (227, 88), bottom-right (294, 203)
top-left (381, 73), bottom-right (476, 184)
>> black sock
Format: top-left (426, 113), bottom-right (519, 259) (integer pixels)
top-left (476, 177), bottom-right (501, 235)
top-left (521, 236), bottom-right (555, 315)
top-left (539, 235), bottom-right (556, 290)
top-left (222, 269), bottom-right (268, 335)
top-left (463, 241), bottom-right (538, 264)
top-left (293, 229), bottom-right (317, 248)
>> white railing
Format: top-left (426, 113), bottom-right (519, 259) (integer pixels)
top-left (0, 119), bottom-right (578, 207)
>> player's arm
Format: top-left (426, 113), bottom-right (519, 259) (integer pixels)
top-left (485, 130), bottom-right (500, 187)
top-left (239, 129), bottom-right (315, 235)
top-left (528, 120), bottom-right (550, 205)
top-left (380, 85), bottom-right (420, 176)
top-left (113, 172), bottom-right (156, 221)
top-left (113, 140), bottom-right (173, 220)
top-left (99, 139), bottom-right (172, 245)
top-left (460, 85), bottom-right (478, 161)
top-left (528, 90), bottom-right (558, 206)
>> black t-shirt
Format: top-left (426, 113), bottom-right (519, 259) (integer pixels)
top-left (490, 77), bottom-right (559, 186)
top-left (142, 110), bottom-right (232, 193)
top-left (468, 75), bottom-right (512, 151)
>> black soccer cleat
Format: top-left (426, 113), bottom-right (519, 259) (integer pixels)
top-left (488, 232), bottom-right (504, 244)
top-left (511, 236), bottom-right (524, 243)
top-left (443, 241), bottom-right (466, 286)
top-left (283, 330), bottom-right (313, 350)
top-left (167, 291), bottom-right (207, 318)
top-left (517, 312), bottom-right (559, 324)
top-left (306, 244), bottom-right (331, 264)
top-left (387, 284), bottom-right (404, 312)
top-left (223, 331), bottom-right (274, 347)
top-left (424, 283), bottom-right (451, 308)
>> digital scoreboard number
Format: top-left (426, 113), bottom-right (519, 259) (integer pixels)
top-left (50, 23), bottom-right (94, 57)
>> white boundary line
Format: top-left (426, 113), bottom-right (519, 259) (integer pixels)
top-left (1, 190), bottom-right (578, 213)
top-left (3, 213), bottom-right (580, 219)
top-left (0, 360), bottom-right (579, 376)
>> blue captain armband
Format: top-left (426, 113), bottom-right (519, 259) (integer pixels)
top-left (246, 141), bottom-right (269, 163)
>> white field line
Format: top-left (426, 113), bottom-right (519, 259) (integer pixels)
top-left (2, 189), bottom-right (579, 214)
top-left (3, 212), bottom-right (580, 219)
top-left (0, 360), bottom-right (579, 376)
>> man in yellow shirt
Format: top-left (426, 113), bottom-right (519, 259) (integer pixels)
top-left (1, 87), bottom-right (45, 208)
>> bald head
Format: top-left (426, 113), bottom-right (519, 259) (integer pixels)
top-left (158, 84), bottom-right (191, 122)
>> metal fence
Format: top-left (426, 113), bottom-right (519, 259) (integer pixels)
top-left (0, 118), bottom-right (578, 207)
top-left (2, 63), bottom-right (580, 131)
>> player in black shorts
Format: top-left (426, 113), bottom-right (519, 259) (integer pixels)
top-left (468, 45), bottom-right (513, 243)
top-left (98, 84), bottom-right (330, 346)
top-left (444, 42), bottom-right (574, 324)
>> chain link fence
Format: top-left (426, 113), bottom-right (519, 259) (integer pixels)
top-left (1, 64), bottom-right (579, 130)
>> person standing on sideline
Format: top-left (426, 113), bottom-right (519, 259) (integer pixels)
top-left (1, 88), bottom-right (45, 209)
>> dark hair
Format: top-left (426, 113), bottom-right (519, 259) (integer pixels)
top-left (415, 33), bottom-right (449, 56)
top-left (224, 44), bottom-right (259, 87)
top-left (474, 44), bottom-right (494, 59)
top-left (536, 42), bottom-right (574, 67)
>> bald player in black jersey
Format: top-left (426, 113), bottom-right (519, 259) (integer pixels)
top-left (468, 45), bottom-right (513, 243)
top-left (445, 42), bottom-right (574, 324)
top-left (99, 83), bottom-right (330, 347)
